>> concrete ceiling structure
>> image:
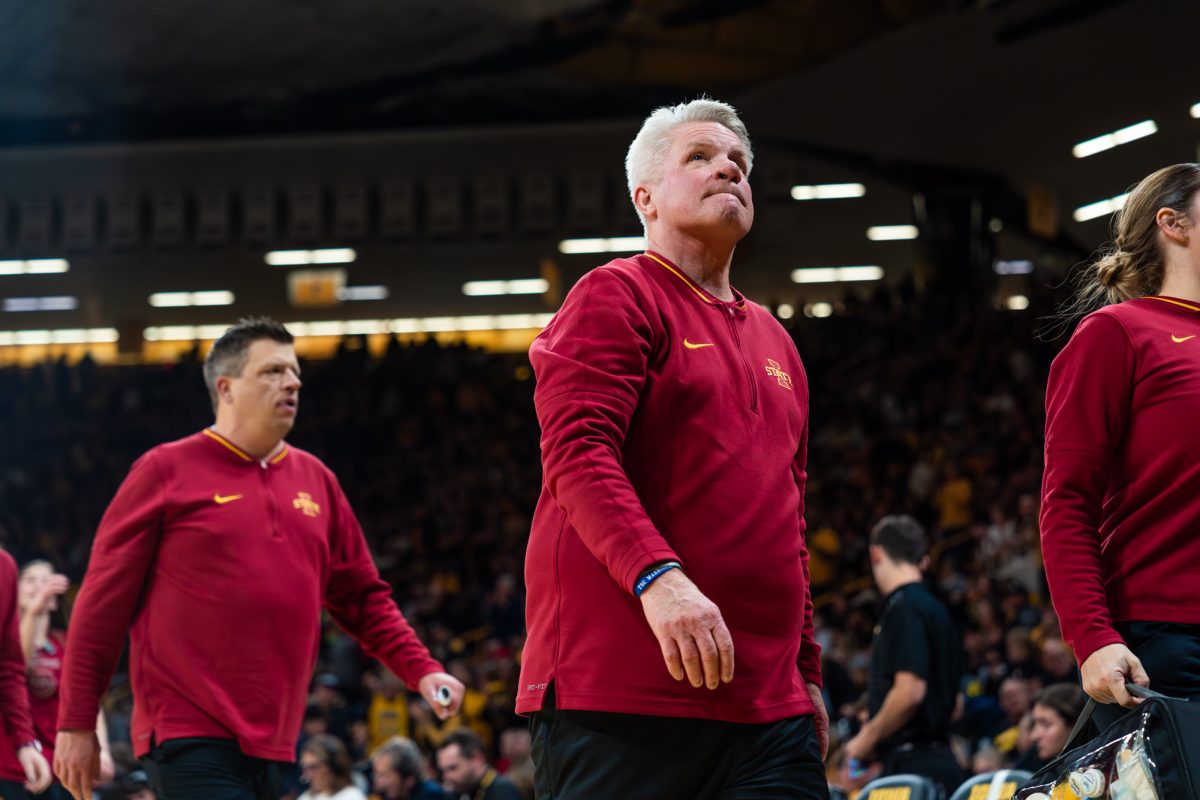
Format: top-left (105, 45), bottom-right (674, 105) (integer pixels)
top-left (0, 0), bottom-right (1196, 345)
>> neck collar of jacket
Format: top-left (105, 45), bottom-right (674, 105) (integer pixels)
top-left (202, 428), bottom-right (289, 467)
top-left (641, 251), bottom-right (746, 312)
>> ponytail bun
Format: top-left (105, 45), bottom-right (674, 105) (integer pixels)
top-left (1095, 249), bottom-right (1139, 302)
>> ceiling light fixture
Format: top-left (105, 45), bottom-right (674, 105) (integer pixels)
top-left (866, 225), bottom-right (918, 241)
top-left (790, 183), bottom-right (866, 201)
top-left (0, 259), bottom-right (70, 276)
top-left (791, 266), bottom-right (884, 284)
top-left (462, 279), bottom-right (549, 296)
top-left (1074, 193), bottom-right (1130, 222)
top-left (1072, 120), bottom-right (1157, 158)
top-left (557, 237), bottom-right (645, 254)
top-left (265, 248), bottom-right (357, 266)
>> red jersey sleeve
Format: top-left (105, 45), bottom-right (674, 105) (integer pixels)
top-left (531, 267), bottom-right (681, 593)
top-left (792, 416), bottom-right (822, 687)
top-left (59, 451), bottom-right (167, 730)
top-left (1041, 312), bottom-right (1134, 664)
top-left (322, 480), bottom-right (442, 689)
top-left (0, 550), bottom-right (35, 749)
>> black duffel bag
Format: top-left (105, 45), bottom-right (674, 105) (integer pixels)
top-left (1015, 685), bottom-right (1200, 800)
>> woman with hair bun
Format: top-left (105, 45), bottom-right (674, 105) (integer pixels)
top-left (1042, 163), bottom-right (1200, 728)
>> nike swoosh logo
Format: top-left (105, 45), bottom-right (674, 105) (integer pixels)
top-left (683, 338), bottom-right (715, 350)
top-left (213, 493), bottom-right (243, 505)
top-left (1172, 335), bottom-right (1196, 343)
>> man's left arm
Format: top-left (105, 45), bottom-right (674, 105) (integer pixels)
top-left (322, 481), bottom-right (462, 717)
top-left (845, 672), bottom-right (927, 759)
top-left (791, 411), bottom-right (827, 757)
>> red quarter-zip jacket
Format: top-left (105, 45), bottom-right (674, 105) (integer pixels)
top-left (58, 430), bottom-right (442, 761)
top-left (1042, 296), bottom-right (1200, 665)
top-left (0, 549), bottom-right (36, 781)
top-left (517, 252), bottom-right (821, 723)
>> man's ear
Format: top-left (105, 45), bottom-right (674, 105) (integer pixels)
top-left (634, 185), bottom-right (656, 222)
top-left (216, 375), bottom-right (234, 405)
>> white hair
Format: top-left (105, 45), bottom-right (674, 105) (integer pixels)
top-left (624, 97), bottom-right (754, 227)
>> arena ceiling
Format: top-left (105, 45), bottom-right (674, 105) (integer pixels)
top-left (0, 0), bottom-right (956, 143)
top-left (0, 0), bottom-right (1196, 343)
top-left (2, 0), bottom-right (1193, 235)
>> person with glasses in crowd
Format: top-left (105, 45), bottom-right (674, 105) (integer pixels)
top-left (298, 734), bottom-right (366, 800)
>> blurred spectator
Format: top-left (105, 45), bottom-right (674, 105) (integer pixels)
top-left (298, 734), bottom-right (366, 800)
top-left (970, 743), bottom-right (1003, 775)
top-left (1017, 683), bottom-right (1087, 771)
top-left (1038, 637), bottom-right (1079, 685)
top-left (495, 728), bottom-right (532, 800)
top-left (992, 675), bottom-right (1035, 758)
top-left (435, 731), bottom-right (520, 800)
top-left (369, 737), bottom-right (447, 800)
top-left (367, 671), bottom-right (410, 753)
top-left (310, 674), bottom-right (352, 743)
top-left (117, 769), bottom-right (155, 800)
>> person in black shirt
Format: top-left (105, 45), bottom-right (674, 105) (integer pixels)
top-left (844, 515), bottom-right (967, 795)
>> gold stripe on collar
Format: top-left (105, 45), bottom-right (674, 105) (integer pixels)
top-left (643, 252), bottom-right (716, 305)
top-left (1147, 296), bottom-right (1200, 312)
top-left (202, 429), bottom-right (253, 462)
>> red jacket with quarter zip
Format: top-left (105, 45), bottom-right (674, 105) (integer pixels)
top-left (1042, 296), bottom-right (1200, 665)
top-left (58, 429), bottom-right (442, 761)
top-left (517, 251), bottom-right (821, 723)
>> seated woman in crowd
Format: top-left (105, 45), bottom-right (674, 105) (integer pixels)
top-left (299, 734), bottom-right (367, 800)
top-left (1018, 683), bottom-right (1087, 770)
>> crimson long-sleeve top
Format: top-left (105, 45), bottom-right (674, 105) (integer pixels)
top-left (59, 430), bottom-right (442, 761)
top-left (0, 549), bottom-right (36, 781)
top-left (1042, 295), bottom-right (1200, 664)
top-left (517, 252), bottom-right (821, 723)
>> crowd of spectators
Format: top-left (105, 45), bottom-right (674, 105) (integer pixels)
top-left (0, 275), bottom-right (1087, 797)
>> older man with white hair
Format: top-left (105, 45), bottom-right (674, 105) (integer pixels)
top-left (518, 98), bottom-right (828, 798)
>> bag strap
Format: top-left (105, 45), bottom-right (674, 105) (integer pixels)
top-left (1059, 683), bottom-right (1174, 756)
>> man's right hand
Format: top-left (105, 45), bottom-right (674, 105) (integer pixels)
top-left (1080, 642), bottom-right (1149, 708)
top-left (54, 729), bottom-right (100, 800)
top-left (639, 568), bottom-right (734, 690)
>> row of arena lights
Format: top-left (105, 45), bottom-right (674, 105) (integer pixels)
top-left (1071, 103), bottom-right (1200, 220)
top-left (0, 314), bottom-right (558, 346)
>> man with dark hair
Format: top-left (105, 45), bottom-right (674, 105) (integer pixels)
top-left (370, 736), bottom-right (447, 800)
top-left (54, 317), bottom-right (464, 800)
top-left (435, 731), bottom-right (520, 800)
top-left (845, 514), bottom-right (966, 794)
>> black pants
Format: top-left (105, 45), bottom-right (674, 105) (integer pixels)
top-left (1092, 621), bottom-right (1200, 730)
top-left (881, 742), bottom-right (966, 798)
top-left (141, 738), bottom-right (285, 800)
top-left (530, 690), bottom-right (828, 799)
top-left (0, 782), bottom-right (72, 800)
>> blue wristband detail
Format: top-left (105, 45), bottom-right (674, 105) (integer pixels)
top-left (634, 562), bottom-right (681, 597)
